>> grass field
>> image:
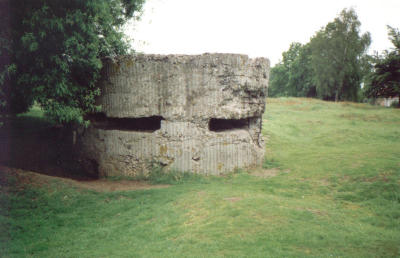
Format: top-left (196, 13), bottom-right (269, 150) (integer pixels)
top-left (1, 98), bottom-right (399, 257)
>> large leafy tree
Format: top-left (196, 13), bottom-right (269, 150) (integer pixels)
top-left (0, 0), bottom-right (13, 114)
top-left (287, 43), bottom-right (316, 97)
top-left (365, 26), bottom-right (400, 102)
top-left (310, 8), bottom-right (371, 102)
top-left (267, 43), bottom-right (299, 97)
top-left (268, 42), bottom-right (316, 98)
top-left (1, 0), bottom-right (144, 124)
top-left (268, 63), bottom-right (289, 97)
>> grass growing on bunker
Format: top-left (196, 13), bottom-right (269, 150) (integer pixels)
top-left (1, 98), bottom-right (400, 257)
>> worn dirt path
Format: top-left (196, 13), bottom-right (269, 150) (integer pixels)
top-left (0, 165), bottom-right (169, 192)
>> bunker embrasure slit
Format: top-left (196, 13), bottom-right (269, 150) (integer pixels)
top-left (90, 114), bottom-right (163, 132)
top-left (209, 118), bottom-right (249, 132)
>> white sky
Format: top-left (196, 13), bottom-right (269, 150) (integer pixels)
top-left (125, 0), bottom-right (400, 66)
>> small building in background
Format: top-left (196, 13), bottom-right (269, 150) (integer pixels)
top-left (375, 97), bottom-right (400, 107)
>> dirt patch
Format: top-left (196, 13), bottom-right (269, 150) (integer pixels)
top-left (363, 173), bottom-right (391, 183)
top-left (319, 178), bottom-right (331, 186)
top-left (223, 197), bottom-right (242, 202)
top-left (306, 120), bottom-right (324, 125)
top-left (0, 165), bottom-right (169, 192)
top-left (73, 180), bottom-right (169, 192)
top-left (296, 207), bottom-right (328, 216)
top-left (197, 191), bottom-right (207, 197)
top-left (250, 168), bottom-right (285, 178)
top-left (281, 100), bottom-right (302, 106)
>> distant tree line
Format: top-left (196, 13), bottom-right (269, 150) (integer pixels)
top-left (269, 8), bottom-right (399, 104)
top-left (364, 26), bottom-right (400, 102)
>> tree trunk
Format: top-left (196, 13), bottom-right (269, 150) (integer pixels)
top-left (335, 79), bottom-right (344, 102)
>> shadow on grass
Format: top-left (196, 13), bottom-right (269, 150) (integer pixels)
top-left (0, 115), bottom-right (97, 180)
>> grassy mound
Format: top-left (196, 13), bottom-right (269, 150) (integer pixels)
top-left (1, 98), bottom-right (399, 257)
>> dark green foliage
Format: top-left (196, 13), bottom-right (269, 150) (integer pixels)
top-left (268, 63), bottom-right (289, 97)
top-left (287, 44), bottom-right (316, 97)
top-left (269, 9), bottom-right (371, 102)
top-left (310, 8), bottom-right (371, 102)
top-left (0, 0), bottom-right (14, 114)
top-left (268, 43), bottom-right (316, 98)
top-left (364, 26), bottom-right (400, 101)
top-left (1, 0), bottom-right (144, 124)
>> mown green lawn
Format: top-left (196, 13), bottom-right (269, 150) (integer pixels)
top-left (1, 98), bottom-right (399, 257)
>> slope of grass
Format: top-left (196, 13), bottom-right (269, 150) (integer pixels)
top-left (1, 98), bottom-right (399, 257)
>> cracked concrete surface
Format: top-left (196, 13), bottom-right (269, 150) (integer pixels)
top-left (79, 53), bottom-right (269, 176)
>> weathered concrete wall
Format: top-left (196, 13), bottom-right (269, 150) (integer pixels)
top-left (80, 53), bottom-right (269, 176)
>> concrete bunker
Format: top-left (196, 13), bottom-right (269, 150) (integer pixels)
top-left (209, 118), bottom-right (250, 132)
top-left (89, 114), bottom-right (163, 132)
top-left (80, 53), bottom-right (269, 177)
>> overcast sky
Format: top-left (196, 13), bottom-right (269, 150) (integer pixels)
top-left (125, 0), bottom-right (400, 66)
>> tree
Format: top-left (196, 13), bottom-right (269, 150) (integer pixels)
top-left (364, 26), bottom-right (400, 102)
top-left (268, 63), bottom-right (289, 97)
top-left (310, 8), bottom-right (371, 102)
top-left (268, 42), bottom-right (315, 98)
top-left (1, 0), bottom-right (144, 124)
top-left (0, 0), bottom-right (13, 114)
top-left (287, 43), bottom-right (316, 97)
